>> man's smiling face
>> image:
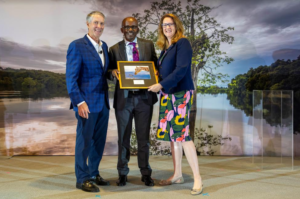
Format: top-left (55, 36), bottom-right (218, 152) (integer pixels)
top-left (121, 17), bottom-right (139, 42)
top-left (87, 14), bottom-right (105, 42)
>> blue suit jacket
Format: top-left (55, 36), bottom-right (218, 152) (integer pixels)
top-left (158, 38), bottom-right (195, 94)
top-left (66, 35), bottom-right (110, 113)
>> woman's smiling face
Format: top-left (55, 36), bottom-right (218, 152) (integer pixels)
top-left (162, 17), bottom-right (176, 41)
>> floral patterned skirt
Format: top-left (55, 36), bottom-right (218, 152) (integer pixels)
top-left (156, 90), bottom-right (193, 142)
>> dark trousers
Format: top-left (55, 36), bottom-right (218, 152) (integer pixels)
top-left (115, 93), bottom-right (153, 176)
top-left (75, 104), bottom-right (109, 183)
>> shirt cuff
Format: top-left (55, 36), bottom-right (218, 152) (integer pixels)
top-left (77, 101), bottom-right (85, 107)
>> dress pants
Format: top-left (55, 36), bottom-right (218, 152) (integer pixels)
top-left (116, 93), bottom-right (153, 176)
top-left (75, 104), bottom-right (109, 183)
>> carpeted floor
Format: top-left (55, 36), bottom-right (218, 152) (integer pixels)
top-left (0, 156), bottom-right (299, 199)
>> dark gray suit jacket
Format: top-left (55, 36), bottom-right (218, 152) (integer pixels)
top-left (108, 38), bottom-right (158, 110)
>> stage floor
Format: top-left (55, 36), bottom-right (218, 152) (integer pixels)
top-left (0, 156), bottom-right (300, 199)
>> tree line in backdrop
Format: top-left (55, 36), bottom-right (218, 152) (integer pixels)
top-left (0, 67), bottom-right (68, 98)
top-left (227, 55), bottom-right (300, 134)
top-left (1, 56), bottom-right (299, 132)
top-left (0, 67), bottom-right (117, 99)
top-left (0, 66), bottom-right (227, 98)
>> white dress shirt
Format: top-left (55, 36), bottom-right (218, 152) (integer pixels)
top-left (87, 34), bottom-right (105, 66)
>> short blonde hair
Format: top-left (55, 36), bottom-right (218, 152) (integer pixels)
top-left (156, 14), bottom-right (185, 50)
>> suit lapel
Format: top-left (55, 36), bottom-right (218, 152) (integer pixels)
top-left (118, 41), bottom-right (127, 61)
top-left (102, 43), bottom-right (109, 71)
top-left (164, 43), bottom-right (175, 57)
top-left (118, 41), bottom-right (129, 98)
top-left (83, 35), bottom-right (103, 67)
top-left (159, 43), bottom-right (175, 64)
top-left (137, 38), bottom-right (145, 61)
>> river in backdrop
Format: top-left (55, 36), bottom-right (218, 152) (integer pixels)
top-left (0, 91), bottom-right (299, 157)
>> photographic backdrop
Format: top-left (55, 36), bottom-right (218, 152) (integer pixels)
top-left (0, 0), bottom-right (300, 156)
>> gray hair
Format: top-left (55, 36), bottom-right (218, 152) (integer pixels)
top-left (86, 11), bottom-right (105, 23)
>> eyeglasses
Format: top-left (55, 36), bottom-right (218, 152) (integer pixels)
top-left (161, 23), bottom-right (175, 28)
top-left (123, 26), bottom-right (138, 31)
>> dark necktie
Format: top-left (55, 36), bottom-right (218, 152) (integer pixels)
top-left (129, 42), bottom-right (139, 61)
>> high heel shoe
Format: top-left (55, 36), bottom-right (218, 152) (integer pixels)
top-left (172, 176), bottom-right (184, 184)
top-left (191, 184), bottom-right (204, 195)
top-left (159, 176), bottom-right (184, 186)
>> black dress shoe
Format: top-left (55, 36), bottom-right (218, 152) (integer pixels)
top-left (91, 174), bottom-right (110, 186)
top-left (76, 180), bottom-right (99, 192)
top-left (141, 175), bottom-right (154, 186)
top-left (116, 175), bottom-right (127, 186)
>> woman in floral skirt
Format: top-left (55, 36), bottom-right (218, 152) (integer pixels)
top-left (148, 13), bottom-right (203, 195)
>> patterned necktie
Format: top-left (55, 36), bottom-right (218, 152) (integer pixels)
top-left (129, 42), bottom-right (139, 61)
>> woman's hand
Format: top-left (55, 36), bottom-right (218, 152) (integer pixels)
top-left (148, 83), bottom-right (163, 92)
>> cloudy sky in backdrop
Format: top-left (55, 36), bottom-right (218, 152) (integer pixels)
top-left (0, 0), bottom-right (300, 85)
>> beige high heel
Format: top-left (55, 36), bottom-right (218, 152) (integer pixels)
top-left (191, 184), bottom-right (204, 195)
top-left (159, 176), bottom-right (184, 186)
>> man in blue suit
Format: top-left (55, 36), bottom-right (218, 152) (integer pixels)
top-left (66, 11), bottom-right (110, 192)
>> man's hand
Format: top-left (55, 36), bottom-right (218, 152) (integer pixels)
top-left (148, 83), bottom-right (163, 92)
top-left (112, 69), bottom-right (120, 80)
top-left (78, 102), bottom-right (90, 119)
top-left (155, 71), bottom-right (159, 76)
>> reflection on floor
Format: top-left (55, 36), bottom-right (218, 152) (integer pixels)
top-left (0, 156), bottom-right (300, 199)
